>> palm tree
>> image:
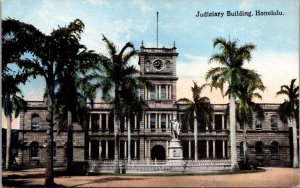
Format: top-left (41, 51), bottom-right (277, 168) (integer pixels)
top-left (234, 72), bottom-right (265, 167)
top-left (206, 37), bottom-right (256, 171)
top-left (50, 19), bottom-right (99, 174)
top-left (276, 79), bottom-right (299, 168)
top-left (2, 73), bottom-right (26, 170)
top-left (2, 19), bottom-right (31, 170)
top-left (177, 81), bottom-right (214, 160)
top-left (89, 35), bottom-right (150, 173)
top-left (2, 18), bottom-right (91, 185)
top-left (3, 18), bottom-right (57, 185)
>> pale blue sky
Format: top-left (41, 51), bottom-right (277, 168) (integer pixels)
top-left (3, 0), bottom-right (299, 104)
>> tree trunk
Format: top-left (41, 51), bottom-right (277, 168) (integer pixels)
top-left (5, 114), bottom-right (12, 170)
top-left (243, 124), bottom-right (248, 166)
top-left (45, 81), bottom-right (55, 186)
top-left (230, 95), bottom-right (239, 171)
top-left (66, 111), bottom-right (73, 174)
top-left (114, 86), bottom-right (120, 174)
top-left (292, 117), bottom-right (299, 168)
top-left (127, 116), bottom-right (131, 163)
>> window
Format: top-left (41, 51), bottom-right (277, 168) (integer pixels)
top-left (31, 114), bottom-right (40, 130)
top-left (214, 114), bottom-right (222, 131)
top-left (271, 141), bottom-right (279, 156)
top-left (166, 61), bottom-right (172, 72)
top-left (150, 114), bottom-right (156, 129)
top-left (91, 140), bottom-right (99, 159)
top-left (255, 141), bottom-right (264, 156)
top-left (30, 142), bottom-right (39, 158)
top-left (53, 141), bottom-right (56, 158)
top-left (255, 119), bottom-right (262, 130)
top-left (161, 85), bottom-right (166, 100)
top-left (161, 114), bottom-right (166, 129)
top-left (150, 87), bottom-right (156, 100)
top-left (271, 115), bottom-right (278, 130)
top-left (91, 114), bottom-right (99, 131)
top-left (145, 61), bottom-right (151, 72)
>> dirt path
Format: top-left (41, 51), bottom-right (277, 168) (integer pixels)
top-left (2, 167), bottom-right (299, 187)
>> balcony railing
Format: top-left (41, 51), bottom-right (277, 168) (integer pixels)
top-left (86, 159), bottom-right (231, 174)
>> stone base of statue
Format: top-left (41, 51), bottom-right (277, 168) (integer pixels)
top-left (168, 139), bottom-right (183, 160)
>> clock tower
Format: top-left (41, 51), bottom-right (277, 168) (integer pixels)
top-left (138, 41), bottom-right (179, 160)
top-left (138, 42), bottom-right (178, 102)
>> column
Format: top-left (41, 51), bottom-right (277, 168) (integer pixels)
top-left (166, 141), bottom-right (169, 158)
top-left (89, 141), bottom-right (92, 159)
top-left (188, 140), bottom-right (191, 159)
top-left (169, 85), bottom-right (172, 100)
top-left (206, 140), bottom-right (209, 158)
top-left (128, 118), bottom-right (131, 162)
top-left (213, 140), bottom-right (216, 159)
top-left (222, 140), bottom-right (225, 158)
top-left (144, 140), bottom-right (147, 158)
top-left (106, 114), bottom-right (109, 131)
top-left (158, 114), bottom-right (161, 129)
top-left (89, 114), bottom-right (92, 130)
top-left (212, 115), bottom-right (215, 130)
top-left (148, 89), bottom-right (151, 100)
top-left (99, 114), bottom-right (102, 130)
top-left (222, 115), bottom-right (225, 130)
top-left (144, 113), bottom-right (148, 129)
top-left (124, 141), bottom-right (127, 158)
top-left (158, 85), bottom-right (161, 100)
top-left (145, 88), bottom-right (148, 100)
top-left (124, 117), bottom-right (127, 130)
top-left (148, 114), bottom-right (151, 129)
top-left (194, 111), bottom-right (198, 160)
top-left (134, 115), bottom-right (137, 130)
top-left (148, 141), bottom-right (151, 159)
top-left (105, 141), bottom-right (108, 159)
top-left (134, 141), bottom-right (137, 159)
top-left (166, 114), bottom-right (169, 129)
top-left (155, 114), bottom-right (158, 129)
top-left (166, 85), bottom-right (169, 100)
top-left (99, 141), bottom-right (102, 159)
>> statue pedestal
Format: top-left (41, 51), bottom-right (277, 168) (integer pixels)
top-left (168, 139), bottom-right (183, 160)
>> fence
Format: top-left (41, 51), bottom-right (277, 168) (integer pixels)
top-left (86, 159), bottom-right (231, 174)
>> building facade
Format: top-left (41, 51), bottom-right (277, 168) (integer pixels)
top-left (17, 45), bottom-right (294, 168)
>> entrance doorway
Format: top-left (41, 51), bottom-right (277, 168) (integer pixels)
top-left (151, 145), bottom-right (166, 160)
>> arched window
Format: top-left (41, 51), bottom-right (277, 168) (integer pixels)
top-left (53, 141), bottom-right (56, 158)
top-left (271, 115), bottom-right (278, 130)
top-left (161, 85), bottom-right (166, 100)
top-left (145, 61), bottom-right (151, 72)
top-left (166, 61), bottom-right (172, 72)
top-left (30, 141), bottom-right (39, 158)
top-left (255, 141), bottom-right (264, 156)
top-left (271, 141), bottom-right (279, 156)
top-left (31, 114), bottom-right (40, 130)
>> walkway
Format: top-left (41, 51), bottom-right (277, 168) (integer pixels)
top-left (2, 167), bottom-right (299, 187)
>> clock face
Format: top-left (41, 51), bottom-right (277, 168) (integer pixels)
top-left (153, 60), bottom-right (164, 71)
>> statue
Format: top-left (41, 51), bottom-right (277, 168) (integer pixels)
top-left (170, 118), bottom-right (180, 139)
